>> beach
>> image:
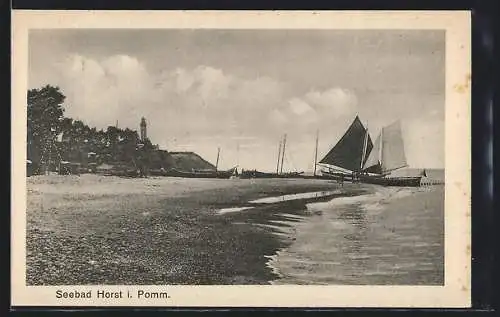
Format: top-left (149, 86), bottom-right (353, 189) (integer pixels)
top-left (26, 174), bottom-right (443, 285)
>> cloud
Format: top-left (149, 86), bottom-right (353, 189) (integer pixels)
top-left (51, 54), bottom-right (359, 140)
top-left (288, 98), bottom-right (314, 116)
top-left (268, 109), bottom-right (288, 125)
top-left (172, 68), bottom-right (196, 93)
top-left (167, 66), bottom-right (285, 112)
top-left (50, 54), bottom-right (290, 141)
top-left (170, 66), bottom-right (232, 101)
top-left (285, 98), bottom-right (319, 127)
top-left (35, 53), bottom-right (367, 171)
top-left (304, 87), bottom-right (358, 118)
top-left (265, 87), bottom-right (358, 137)
top-left (59, 54), bottom-right (156, 122)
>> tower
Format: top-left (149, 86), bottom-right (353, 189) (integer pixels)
top-left (140, 117), bottom-right (147, 142)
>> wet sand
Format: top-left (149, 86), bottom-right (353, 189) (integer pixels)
top-left (26, 174), bottom-right (443, 285)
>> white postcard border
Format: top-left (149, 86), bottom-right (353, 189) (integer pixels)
top-left (11, 10), bottom-right (471, 307)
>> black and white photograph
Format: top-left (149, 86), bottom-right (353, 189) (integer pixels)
top-left (12, 11), bottom-right (471, 307)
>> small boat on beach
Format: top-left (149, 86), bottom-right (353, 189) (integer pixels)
top-left (240, 169), bottom-right (276, 179)
top-left (165, 166), bottom-right (237, 179)
top-left (318, 116), bottom-right (422, 187)
top-left (277, 171), bottom-right (305, 178)
top-left (239, 170), bottom-right (306, 179)
top-left (240, 134), bottom-right (305, 179)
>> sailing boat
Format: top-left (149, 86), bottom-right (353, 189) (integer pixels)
top-left (276, 133), bottom-right (304, 178)
top-left (318, 116), bottom-right (373, 181)
top-left (240, 134), bottom-right (303, 179)
top-left (358, 120), bottom-right (422, 187)
top-left (167, 167), bottom-right (237, 179)
top-left (240, 137), bottom-right (283, 179)
top-left (318, 116), bottom-right (421, 187)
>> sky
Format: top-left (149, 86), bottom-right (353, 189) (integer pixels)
top-left (29, 29), bottom-right (445, 171)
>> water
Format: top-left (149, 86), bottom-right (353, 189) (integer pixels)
top-left (248, 190), bottom-right (341, 204)
top-left (218, 190), bottom-right (340, 215)
top-left (264, 186), bottom-right (444, 285)
top-left (218, 207), bottom-right (254, 214)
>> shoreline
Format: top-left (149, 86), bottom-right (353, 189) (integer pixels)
top-left (27, 174), bottom-right (369, 285)
top-left (26, 174), bottom-right (443, 285)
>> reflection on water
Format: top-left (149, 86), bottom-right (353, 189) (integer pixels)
top-left (218, 190), bottom-right (341, 215)
top-left (249, 190), bottom-right (340, 204)
top-left (266, 186), bottom-right (444, 285)
top-left (218, 207), bottom-right (254, 214)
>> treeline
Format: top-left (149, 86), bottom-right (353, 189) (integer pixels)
top-left (27, 85), bottom-right (173, 174)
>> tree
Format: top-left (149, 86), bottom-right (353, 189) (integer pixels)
top-left (60, 117), bottom-right (73, 135)
top-left (27, 85), bottom-right (66, 170)
top-left (27, 85), bottom-right (157, 175)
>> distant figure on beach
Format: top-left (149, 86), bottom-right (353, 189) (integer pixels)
top-left (339, 174), bottom-right (344, 186)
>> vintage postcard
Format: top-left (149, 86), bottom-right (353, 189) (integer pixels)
top-left (11, 10), bottom-right (471, 307)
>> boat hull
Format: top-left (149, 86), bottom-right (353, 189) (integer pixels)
top-left (240, 170), bottom-right (277, 179)
top-left (276, 172), bottom-right (305, 179)
top-left (320, 171), bottom-right (354, 182)
top-left (358, 175), bottom-right (422, 187)
top-left (240, 170), bottom-right (308, 179)
top-left (166, 168), bottom-right (234, 179)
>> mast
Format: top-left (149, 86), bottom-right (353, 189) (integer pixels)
top-left (276, 140), bottom-right (282, 174)
top-left (215, 147), bottom-right (220, 171)
top-left (379, 127), bottom-right (384, 174)
top-left (360, 124), bottom-right (369, 170)
top-left (280, 134), bottom-right (287, 174)
top-left (236, 143), bottom-right (240, 167)
top-left (313, 130), bottom-right (319, 176)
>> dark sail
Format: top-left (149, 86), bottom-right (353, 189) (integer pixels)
top-left (319, 116), bottom-right (373, 172)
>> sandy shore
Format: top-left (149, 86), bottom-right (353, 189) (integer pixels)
top-left (26, 174), bottom-right (443, 285)
top-left (27, 174), bottom-right (369, 285)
